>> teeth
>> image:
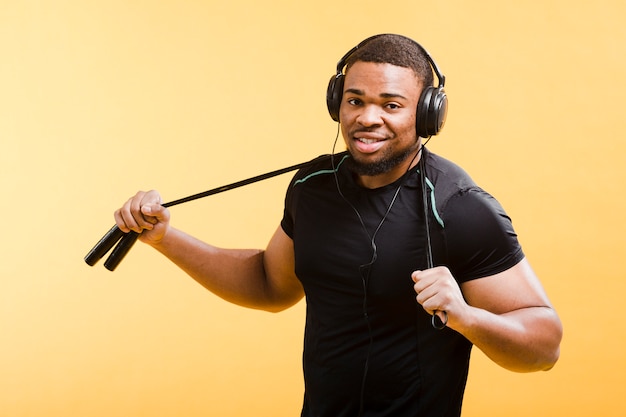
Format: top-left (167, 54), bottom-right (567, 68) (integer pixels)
top-left (357, 138), bottom-right (377, 144)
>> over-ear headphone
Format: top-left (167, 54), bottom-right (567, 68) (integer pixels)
top-left (326, 34), bottom-right (448, 138)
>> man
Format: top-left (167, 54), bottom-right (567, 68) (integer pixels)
top-left (114, 34), bottom-right (562, 416)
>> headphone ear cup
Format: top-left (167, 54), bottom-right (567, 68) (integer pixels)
top-left (416, 86), bottom-right (434, 138)
top-left (416, 86), bottom-right (448, 137)
top-left (429, 87), bottom-right (448, 136)
top-left (326, 74), bottom-right (344, 122)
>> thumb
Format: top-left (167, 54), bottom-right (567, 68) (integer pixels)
top-left (141, 203), bottom-right (169, 221)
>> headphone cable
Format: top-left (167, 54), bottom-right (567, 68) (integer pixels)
top-left (331, 131), bottom-right (431, 415)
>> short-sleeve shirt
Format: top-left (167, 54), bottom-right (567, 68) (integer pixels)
top-left (281, 148), bottom-right (524, 417)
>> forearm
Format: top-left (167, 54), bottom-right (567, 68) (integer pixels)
top-left (113, 192), bottom-right (300, 311)
top-left (148, 227), bottom-right (287, 311)
top-left (453, 305), bottom-right (562, 372)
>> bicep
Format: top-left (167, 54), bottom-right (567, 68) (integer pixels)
top-left (458, 258), bottom-right (563, 372)
top-left (461, 258), bottom-right (554, 314)
top-left (263, 225), bottom-right (304, 310)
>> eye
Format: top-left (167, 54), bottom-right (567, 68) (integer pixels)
top-left (347, 98), bottom-right (362, 106)
top-left (385, 102), bottom-right (401, 110)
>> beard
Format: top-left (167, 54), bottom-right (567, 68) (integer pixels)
top-left (345, 141), bottom-right (421, 177)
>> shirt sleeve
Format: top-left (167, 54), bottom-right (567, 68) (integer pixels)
top-left (280, 166), bottom-right (306, 240)
top-left (280, 183), bottom-right (295, 239)
top-left (441, 188), bottom-right (525, 283)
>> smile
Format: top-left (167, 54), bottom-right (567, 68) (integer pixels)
top-left (356, 138), bottom-right (380, 145)
top-left (352, 135), bottom-right (387, 154)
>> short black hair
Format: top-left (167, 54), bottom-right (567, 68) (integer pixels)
top-left (345, 34), bottom-right (434, 88)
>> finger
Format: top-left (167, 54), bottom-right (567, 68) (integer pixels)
top-left (415, 288), bottom-right (436, 309)
top-left (113, 207), bottom-right (131, 233)
top-left (114, 197), bottom-right (141, 233)
top-left (139, 190), bottom-right (163, 207)
top-left (121, 192), bottom-right (148, 232)
top-left (130, 192), bottom-right (153, 228)
top-left (133, 190), bottom-right (165, 229)
top-left (115, 191), bottom-right (150, 233)
top-left (141, 203), bottom-right (169, 226)
top-left (413, 275), bottom-right (443, 313)
top-left (412, 269), bottom-right (434, 294)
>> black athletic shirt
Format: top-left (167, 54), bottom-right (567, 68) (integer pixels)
top-left (280, 148), bottom-right (524, 417)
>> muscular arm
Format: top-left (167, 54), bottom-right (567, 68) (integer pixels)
top-left (413, 258), bottom-right (562, 372)
top-left (150, 226), bottom-right (304, 312)
top-left (412, 187), bottom-right (562, 372)
top-left (114, 190), bottom-right (303, 313)
top-left (455, 259), bottom-right (562, 372)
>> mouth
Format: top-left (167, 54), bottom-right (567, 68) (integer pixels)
top-left (356, 137), bottom-right (380, 145)
top-left (352, 133), bottom-right (387, 154)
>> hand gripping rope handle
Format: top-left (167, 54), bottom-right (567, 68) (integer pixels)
top-left (84, 159), bottom-right (318, 271)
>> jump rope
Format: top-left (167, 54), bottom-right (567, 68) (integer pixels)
top-left (84, 34), bottom-right (448, 415)
top-left (84, 126), bottom-right (446, 417)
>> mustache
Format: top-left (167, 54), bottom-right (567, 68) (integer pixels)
top-left (351, 126), bottom-right (383, 133)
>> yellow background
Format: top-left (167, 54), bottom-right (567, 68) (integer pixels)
top-left (2, 1), bottom-right (624, 416)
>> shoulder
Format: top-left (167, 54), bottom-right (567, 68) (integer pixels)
top-left (423, 150), bottom-right (509, 228)
top-left (289, 151), bottom-right (349, 187)
top-left (422, 148), bottom-right (481, 228)
top-left (423, 149), bottom-right (524, 281)
top-left (281, 152), bottom-right (348, 238)
top-left (423, 149), bottom-right (479, 202)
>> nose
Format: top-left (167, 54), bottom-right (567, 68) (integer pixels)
top-left (357, 104), bottom-right (384, 127)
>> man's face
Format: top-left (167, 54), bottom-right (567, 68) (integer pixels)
top-left (339, 61), bottom-right (423, 187)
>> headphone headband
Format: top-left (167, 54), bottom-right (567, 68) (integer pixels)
top-left (333, 34), bottom-right (446, 89)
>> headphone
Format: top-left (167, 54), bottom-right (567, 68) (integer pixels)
top-left (326, 34), bottom-right (448, 138)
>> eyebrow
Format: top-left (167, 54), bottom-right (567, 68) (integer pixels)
top-left (344, 88), bottom-right (409, 100)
